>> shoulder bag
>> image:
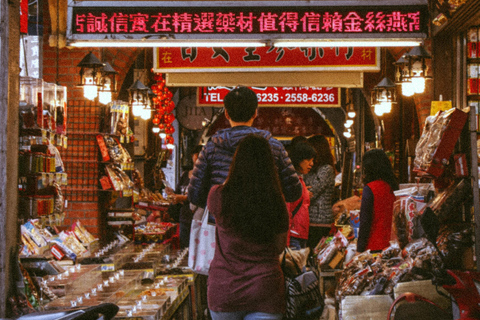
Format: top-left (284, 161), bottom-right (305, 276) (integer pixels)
top-left (187, 207), bottom-right (215, 275)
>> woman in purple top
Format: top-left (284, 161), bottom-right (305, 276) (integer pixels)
top-left (207, 134), bottom-right (289, 320)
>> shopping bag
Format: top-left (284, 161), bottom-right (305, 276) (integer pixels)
top-left (188, 207), bottom-right (216, 275)
top-left (282, 248), bottom-right (324, 320)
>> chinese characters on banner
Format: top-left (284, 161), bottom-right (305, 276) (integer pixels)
top-left (71, 6), bottom-right (426, 36)
top-left (154, 47), bottom-right (378, 72)
top-left (197, 87), bottom-right (340, 107)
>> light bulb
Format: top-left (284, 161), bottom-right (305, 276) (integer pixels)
top-left (374, 104), bottom-right (384, 116)
top-left (345, 121), bottom-right (353, 128)
top-left (381, 101), bottom-right (392, 114)
top-left (159, 132), bottom-right (167, 139)
top-left (347, 111), bottom-right (356, 118)
top-left (152, 126), bottom-right (160, 133)
top-left (411, 77), bottom-right (426, 94)
top-left (401, 82), bottom-right (414, 97)
top-left (140, 108), bottom-right (151, 120)
top-left (346, 119), bottom-right (354, 126)
top-left (166, 143), bottom-right (175, 150)
top-left (343, 131), bottom-right (352, 138)
top-left (132, 103), bottom-right (144, 117)
top-left (83, 85), bottom-right (98, 100)
top-left (98, 91), bottom-right (112, 105)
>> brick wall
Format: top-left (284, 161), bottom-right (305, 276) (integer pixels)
top-left (42, 0), bottom-right (139, 238)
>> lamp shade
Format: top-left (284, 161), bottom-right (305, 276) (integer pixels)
top-left (77, 52), bottom-right (105, 100)
top-left (129, 79), bottom-right (149, 117)
top-left (371, 77), bottom-right (396, 116)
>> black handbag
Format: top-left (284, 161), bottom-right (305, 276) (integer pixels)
top-left (282, 248), bottom-right (324, 320)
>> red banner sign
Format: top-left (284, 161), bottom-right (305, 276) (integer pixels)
top-left (154, 47), bottom-right (378, 73)
top-left (197, 87), bottom-right (340, 107)
top-left (71, 5), bottom-right (427, 36)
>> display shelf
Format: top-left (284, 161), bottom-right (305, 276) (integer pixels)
top-left (135, 203), bottom-right (170, 211)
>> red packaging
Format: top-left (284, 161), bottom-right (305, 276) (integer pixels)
top-left (99, 176), bottom-right (113, 190)
top-left (468, 78), bottom-right (479, 95)
top-left (37, 92), bottom-right (43, 128)
top-left (51, 244), bottom-right (65, 260)
top-left (454, 153), bottom-right (468, 177)
top-left (96, 135), bottom-right (110, 161)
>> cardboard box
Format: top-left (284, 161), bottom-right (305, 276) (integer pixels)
top-left (394, 280), bottom-right (450, 310)
top-left (341, 295), bottom-right (393, 320)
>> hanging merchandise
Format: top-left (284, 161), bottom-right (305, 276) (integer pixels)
top-left (413, 107), bottom-right (468, 177)
top-left (152, 73), bottom-right (175, 148)
top-left (108, 101), bottom-right (130, 137)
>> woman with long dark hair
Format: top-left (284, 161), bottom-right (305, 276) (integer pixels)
top-left (304, 135), bottom-right (336, 251)
top-left (357, 149), bottom-right (399, 253)
top-left (207, 134), bottom-right (289, 320)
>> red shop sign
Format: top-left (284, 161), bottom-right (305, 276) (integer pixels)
top-left (197, 87), bottom-right (340, 107)
top-left (154, 47), bottom-right (378, 73)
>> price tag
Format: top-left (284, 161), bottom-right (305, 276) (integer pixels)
top-left (101, 264), bottom-right (115, 271)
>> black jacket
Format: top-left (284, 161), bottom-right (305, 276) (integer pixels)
top-left (187, 126), bottom-right (302, 208)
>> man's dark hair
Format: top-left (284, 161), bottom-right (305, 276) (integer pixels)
top-left (223, 86), bottom-right (258, 122)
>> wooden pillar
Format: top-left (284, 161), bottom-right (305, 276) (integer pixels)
top-left (0, 0), bottom-right (20, 315)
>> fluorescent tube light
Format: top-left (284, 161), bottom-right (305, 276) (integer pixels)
top-left (69, 40), bottom-right (267, 48)
top-left (273, 39), bottom-right (422, 48)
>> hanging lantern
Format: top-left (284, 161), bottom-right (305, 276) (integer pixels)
top-left (77, 52), bottom-right (105, 100)
top-left (406, 46), bottom-right (432, 94)
top-left (395, 46), bottom-right (431, 96)
top-left (371, 77), bottom-right (397, 117)
top-left (159, 130), bottom-right (167, 139)
top-left (98, 62), bottom-right (118, 105)
top-left (128, 79), bottom-right (149, 117)
top-left (394, 54), bottom-right (414, 97)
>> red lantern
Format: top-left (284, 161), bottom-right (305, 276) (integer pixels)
top-left (152, 117), bottom-right (160, 125)
top-left (168, 113), bottom-right (175, 123)
top-left (163, 113), bottom-right (172, 124)
top-left (166, 135), bottom-right (174, 144)
top-left (158, 123), bottom-right (165, 130)
top-left (165, 124), bottom-right (175, 134)
top-left (157, 106), bottom-right (166, 116)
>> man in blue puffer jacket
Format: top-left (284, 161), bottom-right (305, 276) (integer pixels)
top-left (188, 86), bottom-right (302, 209)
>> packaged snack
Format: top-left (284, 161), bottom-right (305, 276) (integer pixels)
top-left (59, 231), bottom-right (87, 255)
top-left (50, 237), bottom-right (77, 260)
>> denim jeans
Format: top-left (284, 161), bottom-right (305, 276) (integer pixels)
top-left (210, 310), bottom-right (283, 320)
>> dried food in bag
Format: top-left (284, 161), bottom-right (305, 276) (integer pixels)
top-left (393, 200), bottom-right (409, 248)
top-left (103, 135), bottom-right (123, 163)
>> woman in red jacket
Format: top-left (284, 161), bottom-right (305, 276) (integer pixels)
top-left (357, 149), bottom-right (399, 253)
top-left (287, 141), bottom-right (317, 250)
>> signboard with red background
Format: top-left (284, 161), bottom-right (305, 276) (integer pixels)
top-left (68, 3), bottom-right (428, 43)
top-left (197, 86), bottom-right (340, 107)
top-left (154, 47), bottom-right (378, 73)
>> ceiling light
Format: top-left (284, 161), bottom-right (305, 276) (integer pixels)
top-left (69, 40), bottom-right (266, 48)
top-left (273, 39), bottom-right (423, 48)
